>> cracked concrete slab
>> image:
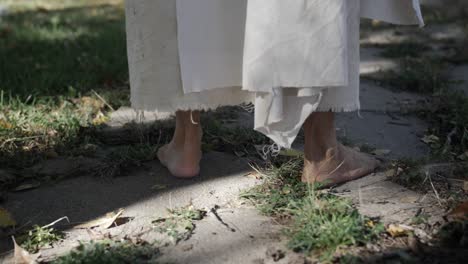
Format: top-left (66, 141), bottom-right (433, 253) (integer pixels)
top-left (0, 152), bottom-right (259, 253)
top-left (334, 172), bottom-right (445, 226)
top-left (335, 111), bottom-right (430, 159)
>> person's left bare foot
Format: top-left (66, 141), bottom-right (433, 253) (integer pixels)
top-left (302, 144), bottom-right (380, 187)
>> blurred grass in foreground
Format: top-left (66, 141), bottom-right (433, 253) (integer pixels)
top-left (0, 0), bottom-right (129, 172)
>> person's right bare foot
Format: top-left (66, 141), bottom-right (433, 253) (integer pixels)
top-left (302, 144), bottom-right (380, 187)
top-left (156, 111), bottom-right (202, 178)
top-left (157, 141), bottom-right (202, 178)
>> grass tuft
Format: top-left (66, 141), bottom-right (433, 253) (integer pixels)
top-left (241, 157), bottom-right (384, 261)
top-left (19, 225), bottom-right (64, 253)
top-left (53, 239), bottom-right (161, 264)
top-left (152, 205), bottom-right (207, 244)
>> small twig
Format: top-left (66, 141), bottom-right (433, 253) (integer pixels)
top-left (92, 89), bottom-right (115, 111)
top-left (248, 163), bottom-right (268, 179)
top-left (42, 216), bottom-right (70, 229)
top-left (427, 172), bottom-right (442, 206)
top-left (210, 206), bottom-right (236, 232)
top-left (387, 121), bottom-right (411, 127)
top-left (443, 127), bottom-right (457, 153)
top-left (358, 184), bottom-right (364, 207)
top-left (1, 135), bottom-right (45, 147)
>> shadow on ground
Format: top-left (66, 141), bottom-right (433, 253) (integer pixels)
top-left (0, 151), bottom-right (257, 253)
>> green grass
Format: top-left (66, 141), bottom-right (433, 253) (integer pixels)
top-left (202, 113), bottom-right (271, 155)
top-left (152, 205), bottom-right (207, 244)
top-left (19, 225), bottom-right (64, 253)
top-left (0, 1), bottom-right (130, 187)
top-left (0, 2), bottom-right (128, 97)
top-left (375, 57), bottom-right (450, 94)
top-left (53, 239), bottom-right (161, 264)
top-left (241, 157), bottom-right (384, 262)
top-left (422, 91), bottom-right (468, 159)
top-left (378, 42), bottom-right (431, 58)
top-left (0, 93), bottom-right (106, 168)
top-left (95, 144), bottom-right (158, 177)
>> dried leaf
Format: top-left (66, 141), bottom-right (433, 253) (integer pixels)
top-left (447, 201), bottom-right (468, 221)
top-left (244, 172), bottom-right (262, 180)
top-left (463, 181), bottom-right (468, 193)
top-left (385, 169), bottom-right (396, 177)
top-left (74, 208), bottom-right (124, 229)
top-left (92, 111), bottom-right (109, 125)
top-left (0, 208), bottom-right (16, 228)
top-left (421, 135), bottom-right (439, 144)
top-left (387, 224), bottom-right (412, 237)
top-left (0, 119), bottom-right (13, 129)
top-left (151, 184), bottom-right (168, 191)
top-left (12, 237), bottom-right (39, 264)
top-left (13, 182), bottom-right (41, 192)
top-left (366, 220), bottom-right (375, 228)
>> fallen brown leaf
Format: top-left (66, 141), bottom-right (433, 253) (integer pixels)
top-left (447, 201), bottom-right (468, 221)
top-left (74, 208), bottom-right (125, 229)
top-left (387, 224), bottom-right (412, 237)
top-left (13, 182), bottom-right (41, 192)
top-left (385, 169), bottom-right (396, 177)
top-left (244, 172), bottom-right (262, 180)
top-left (12, 237), bottom-right (39, 264)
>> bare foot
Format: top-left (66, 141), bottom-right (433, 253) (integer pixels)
top-left (157, 111), bottom-right (202, 178)
top-left (302, 144), bottom-right (380, 187)
top-left (157, 141), bottom-right (202, 178)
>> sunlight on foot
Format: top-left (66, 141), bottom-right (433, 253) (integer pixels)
top-left (157, 142), bottom-right (201, 179)
top-left (302, 144), bottom-right (380, 187)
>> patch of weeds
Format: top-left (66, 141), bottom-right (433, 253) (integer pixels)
top-left (286, 190), bottom-right (384, 260)
top-left (53, 239), bottom-right (161, 264)
top-left (410, 214), bottom-right (430, 226)
top-left (374, 57), bottom-right (450, 94)
top-left (0, 0), bottom-right (130, 186)
top-left (391, 158), bottom-right (425, 187)
top-left (152, 205), bottom-right (207, 244)
top-left (421, 5), bottom-right (468, 24)
top-left (96, 144), bottom-right (157, 177)
top-left (0, 2), bottom-right (128, 98)
top-left (18, 225), bottom-right (64, 253)
top-left (0, 93), bottom-right (111, 186)
top-left (378, 42), bottom-right (431, 58)
top-left (241, 157), bottom-right (384, 261)
top-left (421, 91), bottom-right (468, 159)
top-left (338, 254), bottom-right (363, 264)
top-left (202, 115), bottom-right (271, 155)
top-left (390, 158), bottom-right (468, 207)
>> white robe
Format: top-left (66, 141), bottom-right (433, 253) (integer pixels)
top-left (126, 0), bottom-right (424, 148)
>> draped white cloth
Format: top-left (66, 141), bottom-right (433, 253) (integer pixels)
top-left (126, 0), bottom-right (423, 148)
